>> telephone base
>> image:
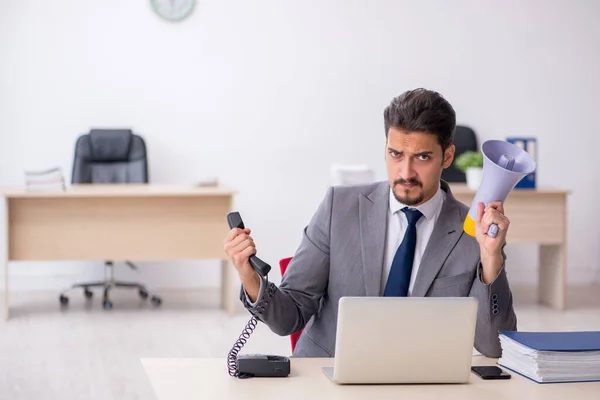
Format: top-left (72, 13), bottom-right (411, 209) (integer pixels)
top-left (237, 354), bottom-right (291, 378)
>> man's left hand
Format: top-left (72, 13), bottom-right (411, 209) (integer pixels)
top-left (475, 201), bottom-right (510, 284)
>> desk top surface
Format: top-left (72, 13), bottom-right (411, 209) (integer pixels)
top-left (0, 184), bottom-right (236, 198)
top-left (140, 357), bottom-right (599, 400)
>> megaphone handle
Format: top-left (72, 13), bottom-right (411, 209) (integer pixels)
top-left (486, 153), bottom-right (513, 239)
top-left (488, 223), bottom-right (499, 238)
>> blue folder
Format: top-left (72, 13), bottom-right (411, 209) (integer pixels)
top-left (498, 331), bottom-right (600, 384)
top-left (500, 331), bottom-right (600, 352)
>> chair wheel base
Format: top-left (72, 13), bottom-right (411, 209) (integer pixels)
top-left (151, 296), bottom-right (162, 306)
top-left (102, 299), bottom-right (113, 310)
top-left (59, 281), bottom-right (161, 310)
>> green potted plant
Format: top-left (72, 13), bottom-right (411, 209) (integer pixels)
top-left (454, 151), bottom-right (484, 190)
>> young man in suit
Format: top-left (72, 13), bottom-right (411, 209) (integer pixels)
top-left (224, 88), bottom-right (517, 358)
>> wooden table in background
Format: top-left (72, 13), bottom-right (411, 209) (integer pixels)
top-left (449, 183), bottom-right (570, 310)
top-left (0, 183), bottom-right (571, 318)
top-left (0, 184), bottom-right (238, 320)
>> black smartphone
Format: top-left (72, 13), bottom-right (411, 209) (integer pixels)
top-left (471, 366), bottom-right (511, 380)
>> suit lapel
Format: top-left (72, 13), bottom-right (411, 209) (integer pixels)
top-left (411, 183), bottom-right (467, 297)
top-left (359, 182), bottom-right (389, 296)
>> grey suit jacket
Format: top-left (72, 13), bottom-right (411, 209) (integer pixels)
top-left (240, 180), bottom-right (517, 358)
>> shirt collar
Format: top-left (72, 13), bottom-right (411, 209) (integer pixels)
top-left (389, 181), bottom-right (444, 221)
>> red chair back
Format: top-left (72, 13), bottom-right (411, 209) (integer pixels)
top-left (279, 257), bottom-right (302, 353)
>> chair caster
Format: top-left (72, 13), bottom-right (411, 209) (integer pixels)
top-left (59, 295), bottom-right (69, 306)
top-left (84, 289), bottom-right (93, 299)
top-left (151, 296), bottom-right (162, 306)
top-left (139, 289), bottom-right (149, 300)
top-left (102, 299), bottom-right (113, 310)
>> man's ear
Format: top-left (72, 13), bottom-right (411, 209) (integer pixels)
top-left (442, 144), bottom-right (455, 168)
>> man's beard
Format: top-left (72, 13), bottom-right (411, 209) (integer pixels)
top-left (392, 178), bottom-right (424, 206)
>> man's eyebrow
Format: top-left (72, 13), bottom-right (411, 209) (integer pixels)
top-left (387, 148), bottom-right (434, 156)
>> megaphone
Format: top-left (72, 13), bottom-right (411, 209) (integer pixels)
top-left (463, 140), bottom-right (536, 238)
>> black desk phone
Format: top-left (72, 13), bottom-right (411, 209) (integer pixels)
top-left (226, 212), bottom-right (291, 379)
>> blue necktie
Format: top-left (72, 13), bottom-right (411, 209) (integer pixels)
top-left (384, 207), bottom-right (423, 297)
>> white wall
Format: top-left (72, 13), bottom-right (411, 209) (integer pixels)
top-left (1, 0), bottom-right (599, 292)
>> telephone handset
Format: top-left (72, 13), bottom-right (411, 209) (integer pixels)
top-left (226, 212), bottom-right (271, 277)
top-left (226, 212), bottom-right (290, 379)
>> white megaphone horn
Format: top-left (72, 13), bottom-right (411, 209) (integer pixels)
top-left (463, 140), bottom-right (537, 238)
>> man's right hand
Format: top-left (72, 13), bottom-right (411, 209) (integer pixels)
top-left (223, 227), bottom-right (261, 302)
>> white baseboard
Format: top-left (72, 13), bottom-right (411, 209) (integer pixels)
top-left (0, 260), bottom-right (225, 292)
top-left (506, 265), bottom-right (599, 285)
top-left (0, 260), bottom-right (596, 292)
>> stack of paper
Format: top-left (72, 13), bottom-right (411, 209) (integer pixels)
top-left (330, 164), bottom-right (375, 186)
top-left (498, 331), bottom-right (600, 383)
top-left (25, 167), bottom-right (66, 192)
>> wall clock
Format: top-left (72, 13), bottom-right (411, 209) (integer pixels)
top-left (151, 0), bottom-right (196, 22)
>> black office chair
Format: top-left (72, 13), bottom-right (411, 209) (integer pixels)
top-left (59, 129), bottom-right (162, 310)
top-left (442, 125), bottom-right (478, 183)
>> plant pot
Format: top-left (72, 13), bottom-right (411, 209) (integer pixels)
top-left (466, 167), bottom-right (483, 190)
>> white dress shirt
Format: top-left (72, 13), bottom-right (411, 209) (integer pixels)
top-left (382, 183), bottom-right (446, 296)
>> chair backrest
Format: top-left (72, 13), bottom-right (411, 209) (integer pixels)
top-left (441, 125), bottom-right (478, 183)
top-left (279, 257), bottom-right (302, 353)
top-left (71, 129), bottom-right (148, 184)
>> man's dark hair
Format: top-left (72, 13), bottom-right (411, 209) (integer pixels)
top-left (383, 88), bottom-right (456, 152)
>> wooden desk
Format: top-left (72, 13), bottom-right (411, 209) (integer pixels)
top-left (449, 184), bottom-right (570, 310)
top-left (140, 357), bottom-right (599, 400)
top-left (0, 184), bottom-right (238, 320)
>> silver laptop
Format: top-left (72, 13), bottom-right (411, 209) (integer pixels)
top-left (322, 296), bottom-right (478, 384)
